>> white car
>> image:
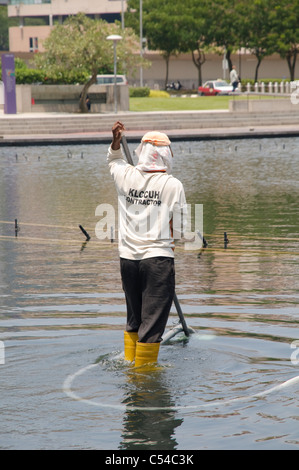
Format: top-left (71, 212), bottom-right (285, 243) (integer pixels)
top-left (96, 75), bottom-right (128, 85)
top-left (198, 80), bottom-right (233, 96)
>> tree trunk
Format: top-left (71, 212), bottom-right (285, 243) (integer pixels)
top-left (254, 56), bottom-right (262, 83)
top-left (163, 53), bottom-right (170, 90)
top-left (79, 72), bottom-right (97, 113)
top-left (286, 49), bottom-right (297, 81)
top-left (192, 49), bottom-right (206, 87)
top-left (226, 49), bottom-right (233, 72)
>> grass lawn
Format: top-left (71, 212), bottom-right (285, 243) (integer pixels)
top-left (129, 94), bottom-right (286, 112)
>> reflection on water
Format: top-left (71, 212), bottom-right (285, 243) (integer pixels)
top-left (120, 368), bottom-right (183, 450)
top-left (0, 138), bottom-right (298, 449)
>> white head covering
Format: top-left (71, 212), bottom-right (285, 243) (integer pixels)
top-left (134, 131), bottom-right (173, 173)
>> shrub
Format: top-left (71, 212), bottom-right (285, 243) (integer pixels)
top-left (41, 70), bottom-right (89, 84)
top-left (129, 86), bottom-right (150, 97)
top-left (12, 67), bottom-right (89, 85)
top-left (15, 68), bottom-right (46, 84)
top-left (241, 78), bottom-right (291, 87)
top-left (149, 89), bottom-right (170, 98)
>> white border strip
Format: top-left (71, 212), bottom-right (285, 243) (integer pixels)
top-left (63, 363), bottom-right (299, 412)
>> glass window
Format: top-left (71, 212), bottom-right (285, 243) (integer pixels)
top-left (9, 1), bottom-right (51, 5)
top-left (29, 37), bottom-right (38, 52)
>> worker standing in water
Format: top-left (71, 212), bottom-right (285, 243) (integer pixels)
top-left (107, 121), bottom-right (187, 367)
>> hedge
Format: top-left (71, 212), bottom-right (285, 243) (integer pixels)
top-left (129, 88), bottom-right (171, 98)
top-left (0, 67), bottom-right (90, 85)
top-left (129, 86), bottom-right (150, 97)
top-left (149, 89), bottom-right (170, 98)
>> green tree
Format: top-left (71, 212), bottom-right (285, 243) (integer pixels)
top-left (269, 0), bottom-right (299, 81)
top-left (126, 0), bottom-right (242, 87)
top-left (176, 0), bottom-right (240, 83)
top-left (236, 0), bottom-right (275, 82)
top-left (126, 0), bottom-right (299, 86)
top-left (173, 0), bottom-right (210, 87)
top-left (35, 13), bottom-right (144, 112)
top-left (127, 0), bottom-right (182, 88)
top-left (0, 5), bottom-right (9, 51)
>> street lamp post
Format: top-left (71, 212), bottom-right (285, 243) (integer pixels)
top-left (140, 0), bottom-right (143, 87)
top-left (121, 0), bottom-right (125, 29)
top-left (106, 34), bottom-right (123, 114)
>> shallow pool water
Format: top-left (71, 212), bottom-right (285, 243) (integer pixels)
top-left (0, 138), bottom-right (298, 449)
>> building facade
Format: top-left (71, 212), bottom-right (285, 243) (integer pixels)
top-left (7, 0), bottom-right (126, 52)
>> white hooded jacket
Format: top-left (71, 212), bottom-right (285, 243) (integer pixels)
top-left (107, 142), bottom-right (186, 260)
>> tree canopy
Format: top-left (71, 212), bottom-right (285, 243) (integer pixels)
top-left (126, 0), bottom-right (299, 85)
top-left (0, 5), bottom-right (9, 51)
top-left (268, 0), bottom-right (299, 80)
top-left (34, 13), bottom-right (146, 112)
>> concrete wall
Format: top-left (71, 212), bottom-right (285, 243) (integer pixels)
top-left (130, 51), bottom-right (293, 90)
top-left (229, 98), bottom-right (299, 113)
top-left (16, 84), bottom-right (31, 113)
top-left (15, 83), bottom-right (129, 113)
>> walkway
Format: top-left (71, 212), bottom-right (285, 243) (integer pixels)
top-left (0, 109), bottom-right (299, 145)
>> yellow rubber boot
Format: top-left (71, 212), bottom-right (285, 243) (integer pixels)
top-left (134, 341), bottom-right (160, 368)
top-left (124, 331), bottom-right (139, 362)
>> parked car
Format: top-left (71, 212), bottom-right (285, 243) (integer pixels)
top-left (198, 80), bottom-right (233, 96)
top-left (96, 74), bottom-right (128, 85)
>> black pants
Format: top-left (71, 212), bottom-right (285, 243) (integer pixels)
top-left (120, 257), bottom-right (175, 343)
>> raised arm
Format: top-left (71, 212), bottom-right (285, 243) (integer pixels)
top-left (111, 121), bottom-right (125, 150)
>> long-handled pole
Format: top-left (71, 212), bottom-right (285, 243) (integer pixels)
top-left (121, 134), bottom-right (192, 339)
